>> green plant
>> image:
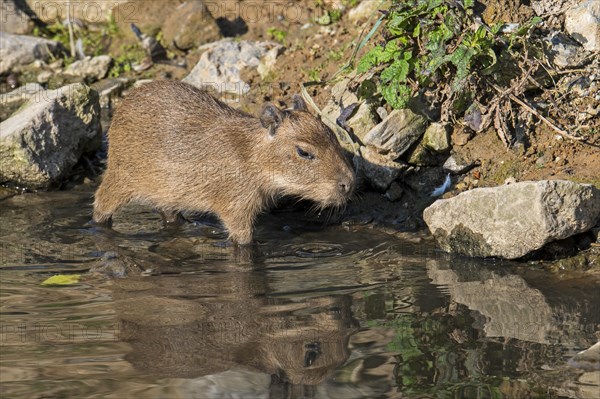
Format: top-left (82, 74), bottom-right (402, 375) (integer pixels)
top-left (267, 27), bottom-right (288, 44)
top-left (108, 44), bottom-right (145, 77)
top-left (356, 0), bottom-right (541, 110)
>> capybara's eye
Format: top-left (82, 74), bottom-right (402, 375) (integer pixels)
top-left (296, 146), bottom-right (315, 160)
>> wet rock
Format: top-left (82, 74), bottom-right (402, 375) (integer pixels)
top-left (363, 109), bottom-right (427, 158)
top-left (1, 0), bottom-right (34, 34)
top-left (63, 55), bottom-right (112, 81)
top-left (565, 0), bottom-right (600, 52)
top-left (162, 1), bottom-right (221, 50)
top-left (0, 33), bottom-right (59, 74)
top-left (357, 146), bottom-right (406, 191)
top-left (422, 122), bottom-right (450, 153)
top-left (0, 83), bottom-right (101, 189)
top-left (423, 180), bottom-right (600, 259)
top-left (321, 78), bottom-right (379, 142)
top-left (183, 39), bottom-right (283, 94)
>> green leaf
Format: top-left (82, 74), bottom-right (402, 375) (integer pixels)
top-left (381, 59), bottom-right (411, 83)
top-left (463, 0), bottom-right (475, 8)
top-left (382, 81), bottom-right (411, 109)
top-left (42, 274), bottom-right (81, 286)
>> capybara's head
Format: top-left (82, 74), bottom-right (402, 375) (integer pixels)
top-left (258, 95), bottom-right (355, 207)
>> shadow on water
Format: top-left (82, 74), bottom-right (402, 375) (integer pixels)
top-left (1, 189), bottom-right (599, 398)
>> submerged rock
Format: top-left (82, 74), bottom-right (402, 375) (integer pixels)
top-left (64, 55), bottom-right (112, 81)
top-left (0, 32), bottom-right (59, 74)
top-left (363, 109), bottom-right (427, 158)
top-left (565, 0), bottom-right (600, 52)
top-left (423, 180), bottom-right (600, 259)
top-left (183, 39), bottom-right (283, 94)
top-left (162, 0), bottom-right (221, 50)
top-left (0, 83), bottom-right (101, 189)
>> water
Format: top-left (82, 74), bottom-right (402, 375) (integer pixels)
top-left (1, 189), bottom-right (599, 398)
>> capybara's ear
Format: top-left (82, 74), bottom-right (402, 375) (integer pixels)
top-left (292, 94), bottom-right (308, 112)
top-left (260, 103), bottom-right (284, 137)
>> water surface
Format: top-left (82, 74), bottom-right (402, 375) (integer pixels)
top-left (1, 189), bottom-right (598, 398)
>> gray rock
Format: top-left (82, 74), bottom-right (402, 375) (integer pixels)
top-left (532, 0), bottom-right (578, 16)
top-left (183, 39), bottom-right (283, 94)
top-left (406, 143), bottom-right (437, 166)
top-left (0, 83), bottom-right (101, 188)
top-left (443, 154), bottom-right (475, 174)
top-left (92, 78), bottom-right (128, 107)
top-left (348, 0), bottom-right (382, 23)
top-left (162, 0), bottom-right (221, 50)
top-left (422, 122), bottom-right (450, 153)
top-left (545, 33), bottom-right (584, 68)
top-left (385, 182), bottom-right (404, 202)
top-left (64, 55), bottom-right (112, 81)
top-left (358, 146), bottom-right (406, 191)
top-left (565, 0), bottom-right (600, 52)
top-left (363, 109), bottom-right (427, 158)
top-left (423, 180), bottom-right (600, 259)
top-left (0, 82), bottom-right (44, 107)
top-left (321, 78), bottom-right (379, 143)
top-left (1, 0), bottom-right (34, 34)
top-left (0, 32), bottom-right (59, 74)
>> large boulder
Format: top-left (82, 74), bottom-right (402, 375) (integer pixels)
top-left (0, 32), bottom-right (59, 74)
top-left (423, 180), bottom-right (600, 259)
top-left (0, 83), bottom-right (101, 189)
top-left (183, 39), bottom-right (283, 94)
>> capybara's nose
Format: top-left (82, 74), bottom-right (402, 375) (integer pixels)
top-left (339, 177), bottom-right (354, 195)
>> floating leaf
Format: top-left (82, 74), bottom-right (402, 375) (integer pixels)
top-left (42, 274), bottom-right (81, 286)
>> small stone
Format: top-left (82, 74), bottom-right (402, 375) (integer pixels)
top-left (422, 122), bottom-right (450, 153)
top-left (321, 78), bottom-right (379, 142)
top-left (443, 154), bottom-right (475, 174)
top-left (545, 33), bottom-right (584, 68)
top-left (357, 146), bottom-right (406, 191)
top-left (1, 0), bottom-right (34, 34)
top-left (64, 55), bottom-right (112, 81)
top-left (37, 70), bottom-right (53, 84)
top-left (162, 1), bottom-right (221, 50)
top-left (451, 125), bottom-right (473, 146)
top-left (565, 0), bottom-right (600, 52)
top-left (348, 0), bottom-right (383, 23)
top-left (385, 182), bottom-right (404, 202)
top-left (0, 33), bottom-right (59, 74)
top-left (363, 109), bottom-right (427, 157)
top-left (406, 143), bottom-right (437, 166)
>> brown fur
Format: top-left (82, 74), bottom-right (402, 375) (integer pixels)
top-left (93, 80), bottom-right (355, 243)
